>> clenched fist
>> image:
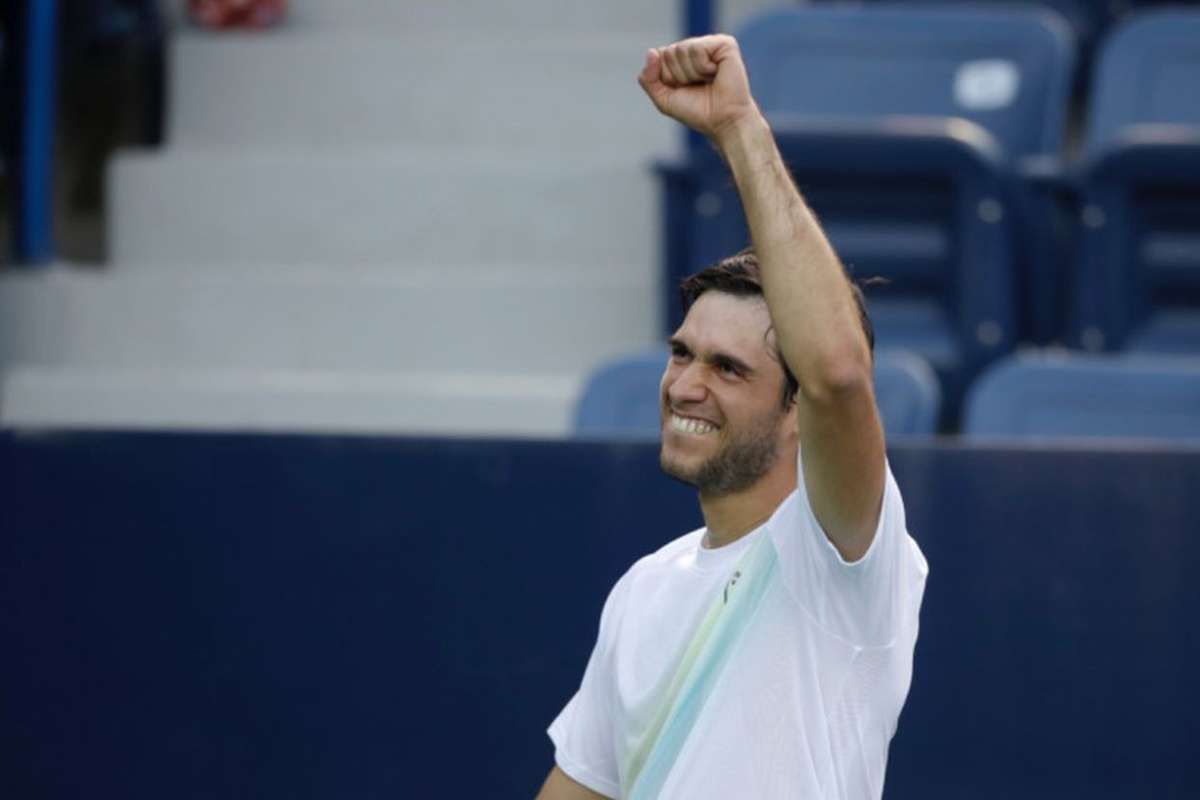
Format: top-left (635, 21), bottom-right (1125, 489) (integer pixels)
top-left (637, 35), bottom-right (763, 145)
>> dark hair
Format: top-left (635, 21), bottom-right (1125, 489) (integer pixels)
top-left (678, 247), bottom-right (876, 408)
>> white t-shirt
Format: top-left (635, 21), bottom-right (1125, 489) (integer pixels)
top-left (548, 454), bottom-right (928, 799)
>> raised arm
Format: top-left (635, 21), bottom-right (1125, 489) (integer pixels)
top-left (638, 36), bottom-right (885, 561)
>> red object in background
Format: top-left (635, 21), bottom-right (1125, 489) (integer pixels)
top-left (189, 0), bottom-right (287, 29)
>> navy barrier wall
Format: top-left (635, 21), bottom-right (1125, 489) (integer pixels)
top-left (2, 432), bottom-right (1198, 798)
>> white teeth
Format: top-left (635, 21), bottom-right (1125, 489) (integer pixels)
top-left (671, 414), bottom-right (716, 435)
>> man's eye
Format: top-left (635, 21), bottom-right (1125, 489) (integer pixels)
top-left (717, 362), bottom-right (738, 375)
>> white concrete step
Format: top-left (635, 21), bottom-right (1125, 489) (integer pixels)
top-left (163, 0), bottom-right (787, 37)
top-left (0, 365), bottom-right (580, 437)
top-left (277, 0), bottom-right (675, 35)
top-left (0, 264), bottom-right (658, 373)
top-left (109, 150), bottom-right (658, 269)
top-left (269, 0), bottom-right (780, 35)
top-left (168, 33), bottom-right (678, 155)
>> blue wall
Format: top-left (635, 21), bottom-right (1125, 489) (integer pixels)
top-left (2, 432), bottom-right (1198, 798)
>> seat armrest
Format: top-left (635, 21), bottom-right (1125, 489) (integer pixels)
top-left (764, 114), bottom-right (1008, 179)
top-left (1084, 125), bottom-right (1200, 183)
top-left (654, 115), bottom-right (1009, 178)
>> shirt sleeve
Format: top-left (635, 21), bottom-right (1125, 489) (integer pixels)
top-left (546, 574), bottom-right (629, 799)
top-left (768, 450), bottom-right (928, 648)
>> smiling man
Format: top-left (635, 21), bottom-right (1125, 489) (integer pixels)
top-left (537, 35), bottom-right (928, 800)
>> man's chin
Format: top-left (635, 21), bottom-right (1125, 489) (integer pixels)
top-left (659, 449), bottom-right (702, 488)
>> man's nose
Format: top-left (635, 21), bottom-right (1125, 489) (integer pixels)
top-left (666, 363), bottom-right (707, 405)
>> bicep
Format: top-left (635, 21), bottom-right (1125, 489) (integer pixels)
top-left (535, 766), bottom-right (614, 800)
top-left (796, 377), bottom-right (886, 562)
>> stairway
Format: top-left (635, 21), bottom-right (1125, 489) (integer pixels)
top-left (1, 0), bottom-right (776, 435)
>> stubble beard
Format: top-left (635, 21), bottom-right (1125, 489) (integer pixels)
top-left (659, 410), bottom-right (783, 498)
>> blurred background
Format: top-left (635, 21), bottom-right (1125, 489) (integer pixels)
top-left (2, 0), bottom-right (1198, 797)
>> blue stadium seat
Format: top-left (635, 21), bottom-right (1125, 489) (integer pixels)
top-left (658, 5), bottom-right (1077, 415)
top-left (573, 348), bottom-right (668, 441)
top-left (963, 352), bottom-right (1200, 439)
top-left (1072, 10), bottom-right (1200, 353)
top-left (857, 0), bottom-right (1123, 55)
top-left (574, 347), bottom-right (942, 438)
top-left (737, 7), bottom-right (1072, 158)
top-left (873, 348), bottom-right (943, 436)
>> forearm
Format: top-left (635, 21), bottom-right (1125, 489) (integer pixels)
top-left (716, 115), bottom-right (872, 401)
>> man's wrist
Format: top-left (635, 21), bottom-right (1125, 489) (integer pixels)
top-left (712, 111), bottom-right (772, 162)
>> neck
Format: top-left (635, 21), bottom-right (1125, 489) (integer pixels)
top-left (699, 452), bottom-right (798, 549)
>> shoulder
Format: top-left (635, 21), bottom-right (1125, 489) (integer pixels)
top-left (630, 526), bottom-right (706, 574)
top-left (770, 456), bottom-right (927, 645)
top-left (789, 450), bottom-right (909, 567)
top-left (603, 527), bottom-right (706, 611)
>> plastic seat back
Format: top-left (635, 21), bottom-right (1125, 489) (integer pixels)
top-left (1084, 10), bottom-right (1200, 153)
top-left (964, 353), bottom-right (1200, 439)
top-left (875, 349), bottom-right (943, 435)
top-left (738, 5), bottom-right (1075, 159)
top-left (574, 348), bottom-right (942, 439)
top-left (573, 348), bottom-right (668, 440)
top-left (1072, 10), bottom-right (1200, 352)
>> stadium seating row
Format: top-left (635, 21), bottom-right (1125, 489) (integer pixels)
top-left (658, 5), bottom-right (1200, 416)
top-left (575, 347), bottom-right (1200, 440)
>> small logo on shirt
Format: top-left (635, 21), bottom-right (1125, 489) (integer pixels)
top-left (724, 570), bottom-right (742, 604)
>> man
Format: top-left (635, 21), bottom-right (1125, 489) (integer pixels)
top-left (537, 35), bottom-right (928, 800)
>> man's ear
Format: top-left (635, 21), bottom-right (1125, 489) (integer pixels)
top-left (786, 400), bottom-right (802, 437)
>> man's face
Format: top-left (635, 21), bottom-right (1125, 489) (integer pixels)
top-left (659, 292), bottom-right (795, 497)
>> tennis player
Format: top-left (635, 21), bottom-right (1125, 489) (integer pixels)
top-left (537, 34), bottom-right (928, 800)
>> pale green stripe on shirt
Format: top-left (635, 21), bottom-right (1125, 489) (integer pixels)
top-left (623, 535), bottom-right (780, 799)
